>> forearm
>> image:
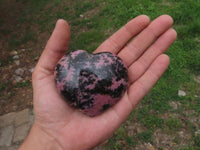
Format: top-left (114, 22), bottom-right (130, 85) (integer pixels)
top-left (19, 123), bottom-right (63, 150)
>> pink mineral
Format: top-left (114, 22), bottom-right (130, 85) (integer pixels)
top-left (54, 50), bottom-right (128, 117)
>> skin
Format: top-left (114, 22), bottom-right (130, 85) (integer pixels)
top-left (19, 15), bottom-right (177, 150)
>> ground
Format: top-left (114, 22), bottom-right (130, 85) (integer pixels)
top-left (0, 1), bottom-right (51, 114)
top-left (0, 0), bottom-right (200, 149)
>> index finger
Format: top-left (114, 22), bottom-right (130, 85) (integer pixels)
top-left (95, 15), bottom-right (150, 54)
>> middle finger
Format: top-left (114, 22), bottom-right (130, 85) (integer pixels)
top-left (118, 15), bottom-right (173, 67)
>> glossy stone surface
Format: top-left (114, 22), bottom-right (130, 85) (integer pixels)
top-left (54, 50), bottom-right (128, 116)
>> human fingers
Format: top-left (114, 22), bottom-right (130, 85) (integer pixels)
top-left (118, 15), bottom-right (173, 67)
top-left (95, 15), bottom-right (150, 54)
top-left (128, 28), bottom-right (177, 84)
top-left (33, 19), bottom-right (70, 79)
top-left (96, 54), bottom-right (170, 131)
top-left (127, 54), bottom-right (170, 107)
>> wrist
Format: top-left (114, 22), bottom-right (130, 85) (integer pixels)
top-left (19, 123), bottom-right (63, 150)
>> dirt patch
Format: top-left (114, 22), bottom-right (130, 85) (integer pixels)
top-left (82, 7), bottom-right (100, 19)
top-left (0, 48), bottom-right (37, 115)
top-left (0, 0), bottom-right (50, 115)
top-left (153, 129), bottom-right (175, 149)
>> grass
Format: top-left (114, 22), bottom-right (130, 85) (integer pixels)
top-left (164, 118), bottom-right (182, 132)
top-left (15, 80), bottom-right (31, 88)
top-left (193, 135), bottom-right (200, 147)
top-left (0, 0), bottom-right (200, 149)
top-left (7, 92), bottom-right (15, 98)
top-left (139, 114), bottom-right (164, 131)
top-left (0, 56), bottom-right (13, 67)
top-left (0, 83), bottom-right (7, 92)
top-left (136, 131), bottom-right (153, 143)
top-left (105, 124), bottom-right (137, 149)
top-left (0, 82), bottom-right (12, 92)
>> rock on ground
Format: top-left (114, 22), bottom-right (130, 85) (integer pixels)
top-left (0, 109), bottom-right (34, 149)
top-left (178, 90), bottom-right (186, 96)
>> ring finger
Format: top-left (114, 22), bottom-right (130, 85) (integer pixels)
top-left (128, 28), bottom-right (177, 84)
top-left (118, 15), bottom-right (173, 67)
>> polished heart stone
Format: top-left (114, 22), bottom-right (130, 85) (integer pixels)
top-left (54, 50), bottom-right (128, 117)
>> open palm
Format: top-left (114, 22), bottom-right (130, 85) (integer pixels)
top-left (29, 15), bottom-right (176, 150)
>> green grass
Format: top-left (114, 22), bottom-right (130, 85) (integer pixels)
top-left (136, 131), bottom-right (153, 143)
top-left (0, 83), bottom-right (7, 92)
top-left (125, 136), bottom-right (137, 148)
top-left (15, 80), bottom-right (31, 88)
top-left (164, 118), bottom-right (182, 132)
top-left (1, 0), bottom-right (200, 149)
top-left (105, 124), bottom-right (137, 149)
top-left (0, 82), bottom-right (12, 92)
top-left (0, 56), bottom-right (13, 67)
top-left (70, 30), bottom-right (105, 52)
top-left (140, 114), bottom-right (164, 131)
top-left (7, 92), bottom-right (15, 99)
top-left (193, 135), bottom-right (200, 147)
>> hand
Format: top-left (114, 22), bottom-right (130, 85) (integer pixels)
top-left (19, 15), bottom-right (177, 150)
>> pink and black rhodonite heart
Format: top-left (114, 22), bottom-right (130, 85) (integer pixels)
top-left (54, 50), bottom-right (128, 117)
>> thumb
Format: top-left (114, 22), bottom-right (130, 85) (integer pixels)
top-left (34, 19), bottom-right (71, 79)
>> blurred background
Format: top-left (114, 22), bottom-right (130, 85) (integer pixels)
top-left (0, 0), bottom-right (200, 149)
